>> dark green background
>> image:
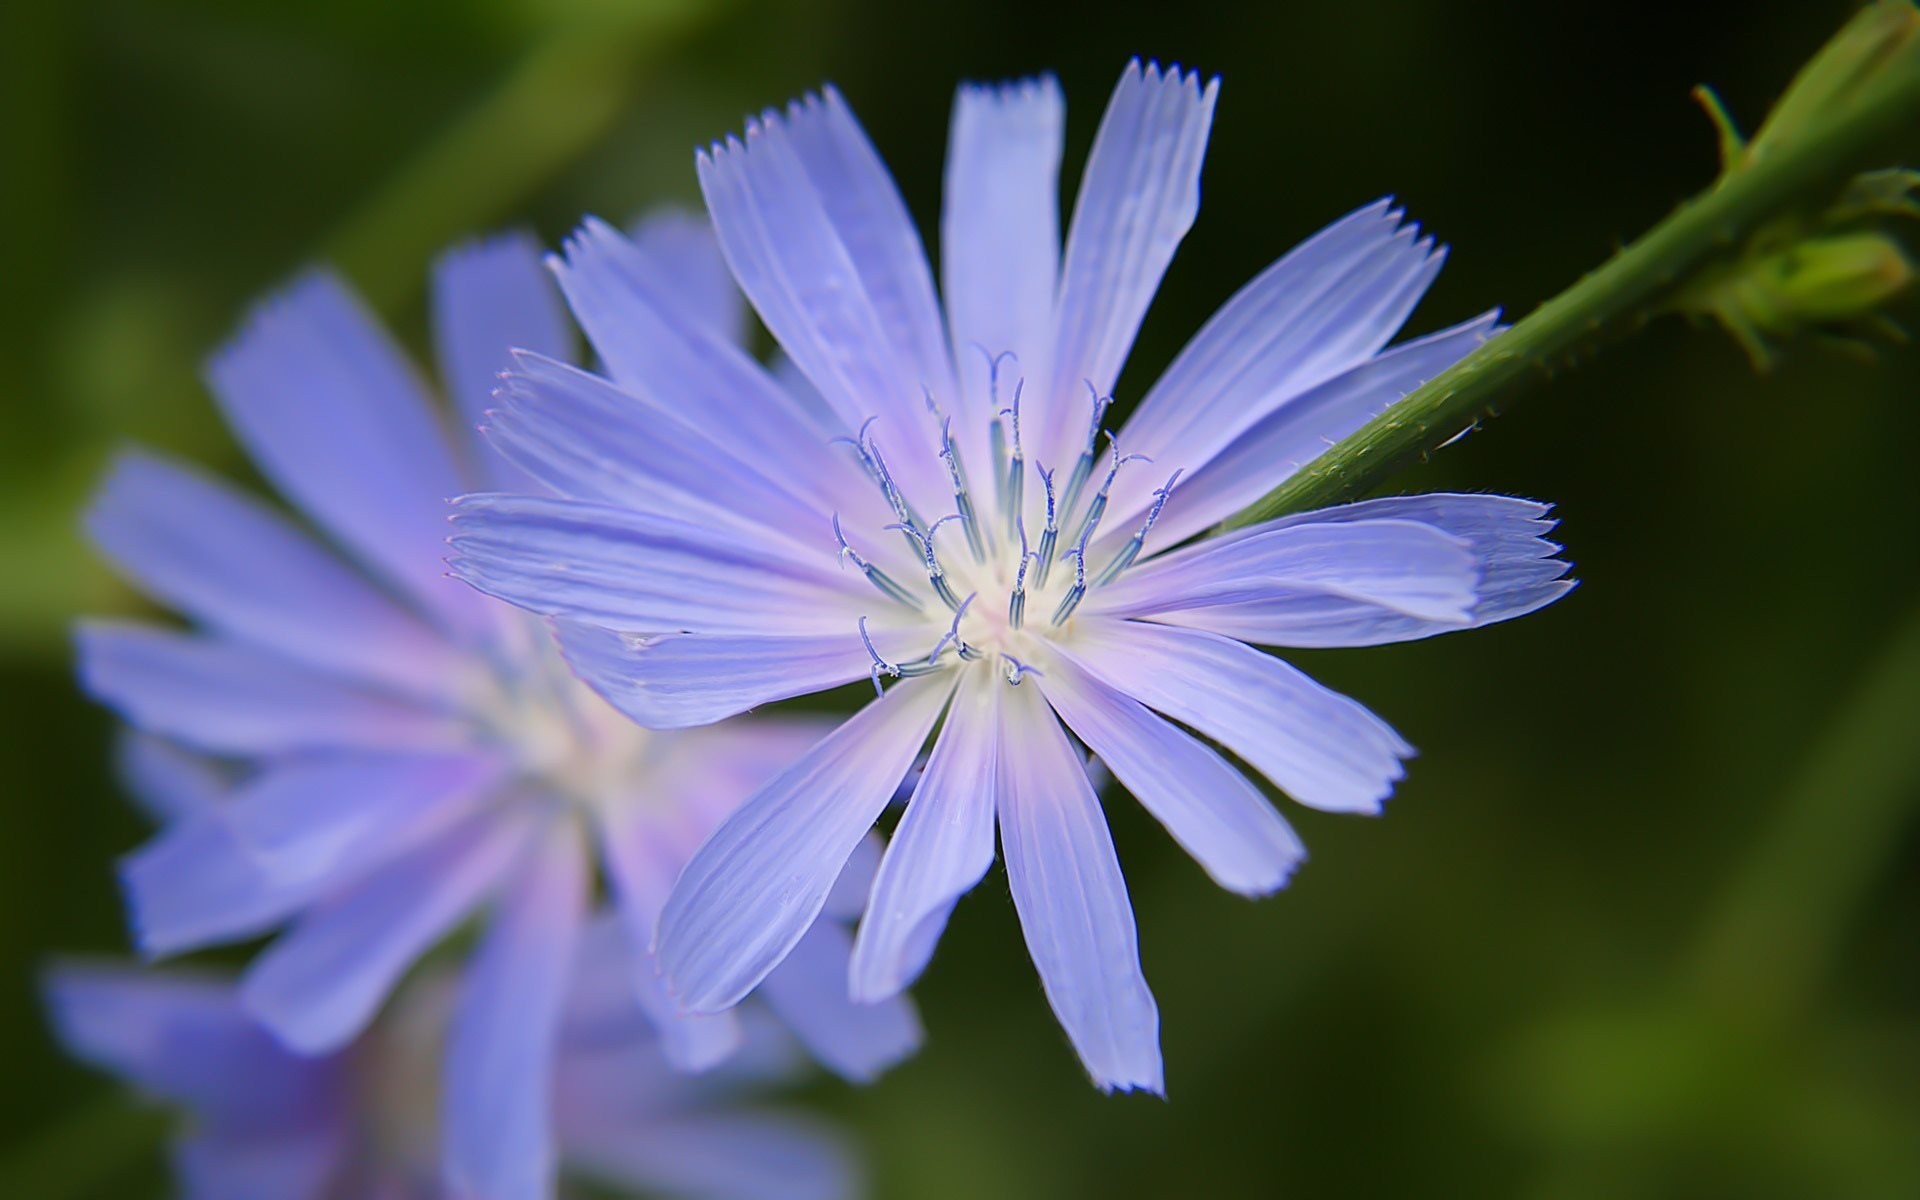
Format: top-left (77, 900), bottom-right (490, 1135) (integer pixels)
top-left (4, 1), bottom-right (1919, 1196)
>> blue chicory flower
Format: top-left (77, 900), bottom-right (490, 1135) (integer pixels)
top-left (45, 927), bottom-right (862, 1200)
top-left (445, 62), bottom-right (1575, 1093)
top-left (74, 218), bottom-right (919, 1195)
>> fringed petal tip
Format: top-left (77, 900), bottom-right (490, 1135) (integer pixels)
top-left (1122, 55), bottom-right (1222, 99)
top-left (956, 73), bottom-right (1063, 109)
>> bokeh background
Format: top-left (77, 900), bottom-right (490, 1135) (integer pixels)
top-left (4, 1), bottom-right (1920, 1196)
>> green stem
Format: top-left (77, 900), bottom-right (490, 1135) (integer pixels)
top-left (323, 0), bottom-right (723, 312)
top-left (1222, 6), bottom-right (1920, 529)
top-left (1686, 601), bottom-right (1920, 1026)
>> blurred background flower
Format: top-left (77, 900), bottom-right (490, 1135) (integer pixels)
top-left (2, 1), bottom-right (1919, 1197)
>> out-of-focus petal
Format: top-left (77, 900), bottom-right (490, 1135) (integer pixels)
top-left (563, 1113), bottom-right (860, 1200)
top-left (628, 208), bottom-right (747, 346)
top-left (121, 817), bottom-right (316, 959)
top-left (445, 818), bottom-right (586, 1200)
top-left (658, 675), bottom-right (952, 1013)
top-left (173, 1127), bottom-right (345, 1200)
top-left (995, 681), bottom-right (1161, 1094)
top-left (758, 919), bottom-right (922, 1083)
top-left (115, 731), bottom-right (225, 823)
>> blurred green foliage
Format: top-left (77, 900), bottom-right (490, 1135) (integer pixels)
top-left (2, 1), bottom-right (1918, 1196)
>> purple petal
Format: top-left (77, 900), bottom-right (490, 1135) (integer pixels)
top-left (222, 750), bottom-right (506, 887)
top-left (821, 832), bottom-right (884, 923)
top-left (658, 675), bottom-right (953, 1012)
top-left (1038, 60), bottom-right (1216, 465)
top-left (628, 207), bottom-right (747, 345)
top-left (1088, 517), bottom-right (1479, 631)
top-left (204, 270), bottom-right (496, 639)
top-left (563, 1113), bottom-right (860, 1200)
top-left (995, 681), bottom-right (1161, 1094)
top-left (75, 623), bottom-right (466, 756)
top-left (114, 732), bottom-right (225, 822)
top-left (447, 493), bottom-right (872, 636)
top-left (430, 230), bottom-right (575, 491)
top-left (1115, 311), bottom-right (1501, 549)
top-left (445, 818), bottom-right (587, 1200)
top-left (1069, 618), bottom-right (1410, 815)
top-left (942, 75), bottom-right (1064, 459)
top-left (241, 811), bottom-right (528, 1053)
top-left (121, 816), bottom-right (316, 959)
top-left (850, 667), bottom-right (998, 1002)
top-left (1040, 651), bottom-right (1304, 896)
top-left (83, 448), bottom-right (460, 700)
top-left (1113, 201), bottom-right (1445, 504)
top-left (554, 623), bottom-right (880, 730)
top-left (759, 918), bottom-right (922, 1083)
top-left (173, 1127), bottom-right (345, 1200)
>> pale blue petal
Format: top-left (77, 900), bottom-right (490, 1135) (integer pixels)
top-left (430, 230), bottom-right (574, 490)
top-left (42, 964), bottom-right (336, 1127)
top-left (696, 105), bottom-right (949, 510)
top-left (241, 811), bottom-right (528, 1053)
top-left (548, 219), bottom-right (854, 514)
top-left (849, 667), bottom-right (998, 1002)
top-left (628, 207), bottom-right (747, 345)
top-left (75, 623), bottom-right (466, 756)
top-left (658, 675), bottom-right (953, 1012)
top-left (821, 832), bottom-right (884, 923)
top-left (204, 270), bottom-right (496, 639)
top-left (174, 1127), bottom-right (345, 1200)
top-left (1114, 201), bottom-right (1443, 488)
top-left (83, 448), bottom-right (460, 700)
top-left (121, 816), bottom-right (316, 959)
top-left (1088, 517), bottom-right (1479, 629)
top-left (1119, 313), bottom-right (1501, 548)
top-left (447, 493), bottom-right (871, 635)
top-left (484, 351), bottom-right (834, 549)
top-left (1069, 618), bottom-right (1410, 815)
top-left (1041, 652), bottom-right (1304, 896)
top-left (222, 750), bottom-right (506, 887)
top-left (594, 802), bottom-right (745, 1072)
top-left (563, 1113), bottom-right (860, 1200)
top-left (445, 819), bottom-right (586, 1200)
top-left (759, 918), bottom-right (922, 1083)
top-left (995, 681), bottom-right (1161, 1094)
top-left (554, 623), bottom-right (878, 730)
top-left (115, 731), bottom-right (224, 822)
top-left (1038, 60), bottom-right (1216, 464)
top-left (942, 75), bottom-right (1064, 458)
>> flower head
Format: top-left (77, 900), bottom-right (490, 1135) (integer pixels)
top-left (75, 219), bottom-right (919, 1192)
top-left (44, 931), bottom-right (861, 1200)
top-left (448, 62), bottom-right (1574, 1092)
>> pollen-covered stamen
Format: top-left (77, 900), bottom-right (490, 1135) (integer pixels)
top-left (1093, 468), bottom-right (1185, 587)
top-left (998, 381), bottom-right (1026, 545)
top-left (858, 615), bottom-right (899, 698)
top-left (928, 591), bottom-right (979, 663)
top-left (1009, 512), bottom-right (1033, 631)
top-left (832, 513), bottom-right (922, 609)
top-left (1058, 382), bottom-right (1116, 522)
top-left (1000, 652), bottom-right (1045, 686)
top-left (830, 416), bottom-right (882, 481)
top-left (934, 412), bottom-right (985, 562)
top-left (1049, 538), bottom-right (1090, 627)
top-left (1064, 435), bottom-right (1152, 554)
top-left (888, 518), bottom-right (963, 611)
top-left (1031, 464), bottom-right (1060, 588)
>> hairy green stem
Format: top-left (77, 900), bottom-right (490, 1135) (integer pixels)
top-left (1223, 4), bottom-right (1920, 529)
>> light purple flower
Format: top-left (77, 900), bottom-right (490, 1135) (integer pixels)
top-left (75, 219), bottom-right (919, 1195)
top-left (45, 931), bottom-right (861, 1200)
top-left (446, 62), bottom-right (1574, 1093)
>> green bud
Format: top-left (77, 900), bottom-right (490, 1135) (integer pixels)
top-left (1749, 1), bottom-right (1920, 165)
top-left (1673, 231), bottom-right (1915, 368)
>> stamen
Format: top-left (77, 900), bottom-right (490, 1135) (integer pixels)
top-left (934, 413), bottom-right (986, 561)
top-left (1058, 382), bottom-right (1115, 521)
top-left (1032, 464), bottom-right (1060, 588)
top-left (928, 592), bottom-right (979, 663)
top-left (833, 513), bottom-right (923, 609)
top-left (999, 381), bottom-right (1025, 543)
top-left (1008, 513), bottom-right (1032, 631)
top-left (1000, 652), bottom-right (1045, 686)
top-left (1063, 435), bottom-right (1151, 554)
top-left (859, 616), bottom-right (899, 697)
top-left (829, 416), bottom-right (883, 481)
top-left (888, 519), bottom-right (963, 611)
top-left (1094, 468), bottom-right (1184, 587)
